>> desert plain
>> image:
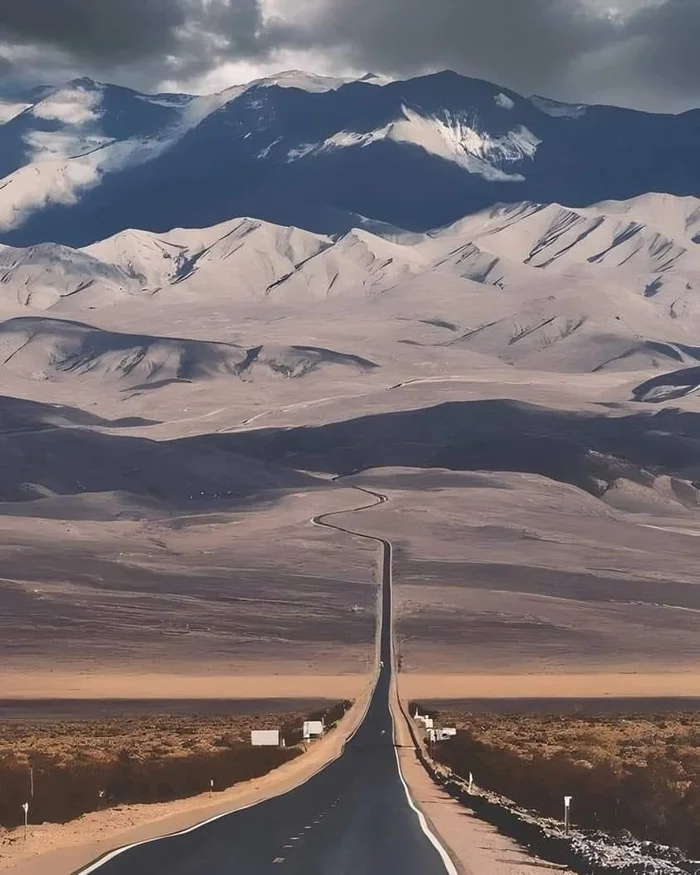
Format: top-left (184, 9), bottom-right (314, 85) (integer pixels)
top-left (2, 194), bottom-right (700, 702)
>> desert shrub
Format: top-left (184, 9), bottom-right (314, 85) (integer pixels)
top-left (0, 745), bottom-right (298, 828)
top-left (434, 716), bottom-right (700, 858)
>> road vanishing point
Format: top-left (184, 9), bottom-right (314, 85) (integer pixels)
top-left (78, 489), bottom-right (458, 875)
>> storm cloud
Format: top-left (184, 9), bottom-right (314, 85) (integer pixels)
top-left (0, 0), bottom-right (272, 89)
top-left (0, 0), bottom-right (190, 62)
top-left (0, 0), bottom-right (697, 111)
top-left (273, 0), bottom-right (615, 94)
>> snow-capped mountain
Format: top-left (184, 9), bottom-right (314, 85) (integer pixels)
top-left (0, 71), bottom-right (699, 248)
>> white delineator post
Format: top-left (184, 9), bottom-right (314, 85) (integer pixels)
top-left (468, 772), bottom-right (474, 794)
top-left (22, 802), bottom-right (29, 840)
top-left (564, 796), bottom-right (572, 837)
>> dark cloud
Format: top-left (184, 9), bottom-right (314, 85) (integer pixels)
top-left (0, 0), bottom-right (271, 86)
top-left (266, 0), bottom-right (700, 110)
top-left (0, 0), bottom-right (188, 62)
top-left (272, 0), bottom-right (615, 97)
top-left (623, 0), bottom-right (700, 100)
top-left (0, 0), bottom-right (698, 111)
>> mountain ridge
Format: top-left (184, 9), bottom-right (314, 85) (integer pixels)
top-left (1, 70), bottom-right (700, 248)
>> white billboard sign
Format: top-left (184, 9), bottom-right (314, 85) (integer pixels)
top-left (251, 730), bottom-right (280, 747)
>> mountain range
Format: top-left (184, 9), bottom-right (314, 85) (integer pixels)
top-left (1, 70), bottom-right (700, 514)
top-left (1, 70), bottom-right (700, 248)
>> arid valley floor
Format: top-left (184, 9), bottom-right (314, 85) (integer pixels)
top-left (4, 193), bottom-right (700, 702)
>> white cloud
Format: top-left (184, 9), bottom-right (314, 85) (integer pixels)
top-left (32, 84), bottom-right (103, 125)
top-left (0, 100), bottom-right (31, 123)
top-left (159, 47), bottom-right (361, 95)
top-left (23, 128), bottom-right (111, 158)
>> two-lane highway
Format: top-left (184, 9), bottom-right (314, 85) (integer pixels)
top-left (78, 489), bottom-right (457, 875)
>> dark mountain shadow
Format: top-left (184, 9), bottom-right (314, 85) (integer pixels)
top-left (3, 72), bottom-right (700, 247)
top-left (187, 399), bottom-right (700, 497)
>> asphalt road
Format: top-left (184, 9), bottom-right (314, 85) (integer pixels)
top-left (79, 489), bottom-right (455, 875)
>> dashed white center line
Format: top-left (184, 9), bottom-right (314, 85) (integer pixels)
top-left (273, 857), bottom-right (285, 864)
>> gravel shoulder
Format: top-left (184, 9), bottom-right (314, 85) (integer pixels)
top-left (392, 688), bottom-right (573, 875)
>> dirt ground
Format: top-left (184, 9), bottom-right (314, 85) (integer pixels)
top-left (3, 464), bottom-right (700, 695)
top-left (334, 469), bottom-right (700, 677)
top-left (0, 487), bottom-right (377, 683)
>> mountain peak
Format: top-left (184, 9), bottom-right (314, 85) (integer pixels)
top-left (67, 76), bottom-right (102, 90)
top-left (247, 70), bottom-right (352, 94)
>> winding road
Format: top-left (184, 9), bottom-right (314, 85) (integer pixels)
top-left (77, 488), bottom-right (457, 875)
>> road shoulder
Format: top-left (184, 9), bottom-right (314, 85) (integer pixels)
top-left (392, 693), bottom-right (573, 875)
top-left (1, 679), bottom-right (374, 875)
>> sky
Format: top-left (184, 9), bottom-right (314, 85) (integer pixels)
top-left (0, 0), bottom-right (697, 112)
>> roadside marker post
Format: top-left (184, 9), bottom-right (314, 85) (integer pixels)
top-left (209, 779), bottom-right (214, 798)
top-left (564, 796), bottom-right (572, 837)
top-left (29, 767), bottom-right (34, 798)
top-left (21, 802), bottom-right (29, 840)
top-left (468, 772), bottom-right (474, 794)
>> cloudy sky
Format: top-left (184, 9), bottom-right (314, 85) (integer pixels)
top-left (0, 0), bottom-right (697, 112)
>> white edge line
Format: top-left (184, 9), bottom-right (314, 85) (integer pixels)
top-left (322, 485), bottom-right (458, 875)
top-left (76, 793), bottom-right (263, 874)
top-left (385, 537), bottom-right (459, 875)
top-left (393, 744), bottom-right (460, 875)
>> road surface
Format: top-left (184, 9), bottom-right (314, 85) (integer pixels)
top-left (78, 489), bottom-right (456, 875)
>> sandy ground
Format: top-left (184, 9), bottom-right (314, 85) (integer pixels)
top-left (1, 679), bottom-right (374, 874)
top-left (4, 465), bottom-right (700, 693)
top-left (0, 674), bottom-right (368, 700)
top-left (0, 487), bottom-right (377, 680)
top-left (399, 673), bottom-right (700, 699)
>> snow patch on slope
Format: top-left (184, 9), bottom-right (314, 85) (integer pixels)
top-left (255, 70), bottom-right (352, 93)
top-left (31, 84), bottom-right (104, 125)
top-left (0, 138), bottom-right (176, 233)
top-left (288, 105), bottom-right (541, 182)
top-left (0, 101), bottom-right (31, 124)
top-left (0, 80), bottom-right (243, 234)
top-left (494, 93), bottom-right (515, 110)
top-left (529, 95), bottom-right (587, 118)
